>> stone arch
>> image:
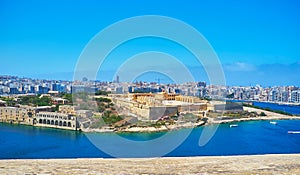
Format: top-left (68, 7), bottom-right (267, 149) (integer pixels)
top-left (39, 119), bottom-right (42, 124)
top-left (43, 119), bottom-right (46, 124)
top-left (63, 121), bottom-right (67, 126)
top-left (59, 121), bottom-right (62, 126)
top-left (67, 122), bottom-right (71, 127)
top-left (47, 120), bottom-right (50, 124)
top-left (55, 120), bottom-right (58, 125)
top-left (51, 120), bottom-right (54, 125)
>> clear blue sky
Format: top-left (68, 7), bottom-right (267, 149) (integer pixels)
top-left (1, 0), bottom-right (300, 86)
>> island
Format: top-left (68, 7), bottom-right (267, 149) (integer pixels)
top-left (1, 90), bottom-right (299, 133)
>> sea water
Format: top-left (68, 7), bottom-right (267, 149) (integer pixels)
top-left (1, 119), bottom-right (300, 159)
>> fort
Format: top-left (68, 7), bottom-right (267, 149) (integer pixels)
top-left (111, 92), bottom-right (208, 121)
top-left (0, 92), bottom-right (227, 132)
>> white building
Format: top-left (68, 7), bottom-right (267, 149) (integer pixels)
top-left (291, 90), bottom-right (300, 103)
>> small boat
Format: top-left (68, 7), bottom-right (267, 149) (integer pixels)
top-left (230, 124), bottom-right (238, 128)
top-left (288, 131), bottom-right (300, 134)
top-left (270, 121), bottom-right (277, 125)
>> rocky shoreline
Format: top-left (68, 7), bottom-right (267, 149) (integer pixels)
top-left (2, 106), bottom-right (299, 134)
top-left (81, 106), bottom-right (300, 133)
top-left (82, 121), bottom-right (206, 133)
top-left (1, 154), bottom-right (300, 174)
top-left (81, 115), bottom-right (300, 133)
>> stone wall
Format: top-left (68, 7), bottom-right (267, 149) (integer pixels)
top-left (149, 106), bottom-right (178, 120)
top-left (214, 103), bottom-right (243, 112)
top-left (178, 103), bottom-right (207, 112)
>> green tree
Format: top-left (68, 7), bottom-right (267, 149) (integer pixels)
top-left (95, 97), bottom-right (111, 103)
top-left (18, 95), bottom-right (52, 106)
top-left (95, 90), bottom-right (109, 96)
top-left (259, 112), bottom-right (267, 116)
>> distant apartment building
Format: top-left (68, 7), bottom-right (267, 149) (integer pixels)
top-left (9, 87), bottom-right (19, 94)
top-left (115, 86), bottom-right (123, 94)
top-left (128, 86), bottom-right (162, 93)
top-left (52, 83), bottom-right (60, 91)
top-left (197, 81), bottom-right (206, 87)
top-left (51, 83), bottom-right (66, 92)
top-left (71, 85), bottom-right (98, 93)
top-left (291, 90), bottom-right (300, 103)
top-left (116, 75), bottom-right (120, 83)
top-left (36, 85), bottom-right (50, 94)
top-left (29, 85), bottom-right (36, 93)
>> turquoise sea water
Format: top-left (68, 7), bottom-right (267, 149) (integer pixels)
top-left (1, 119), bottom-right (300, 159)
top-left (229, 100), bottom-right (300, 115)
top-left (252, 101), bottom-right (300, 115)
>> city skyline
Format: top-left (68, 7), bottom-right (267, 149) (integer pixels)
top-left (1, 1), bottom-right (300, 86)
top-left (1, 75), bottom-right (300, 104)
top-left (1, 73), bottom-right (300, 88)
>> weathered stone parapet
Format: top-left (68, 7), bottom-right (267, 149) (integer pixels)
top-left (1, 154), bottom-right (300, 174)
